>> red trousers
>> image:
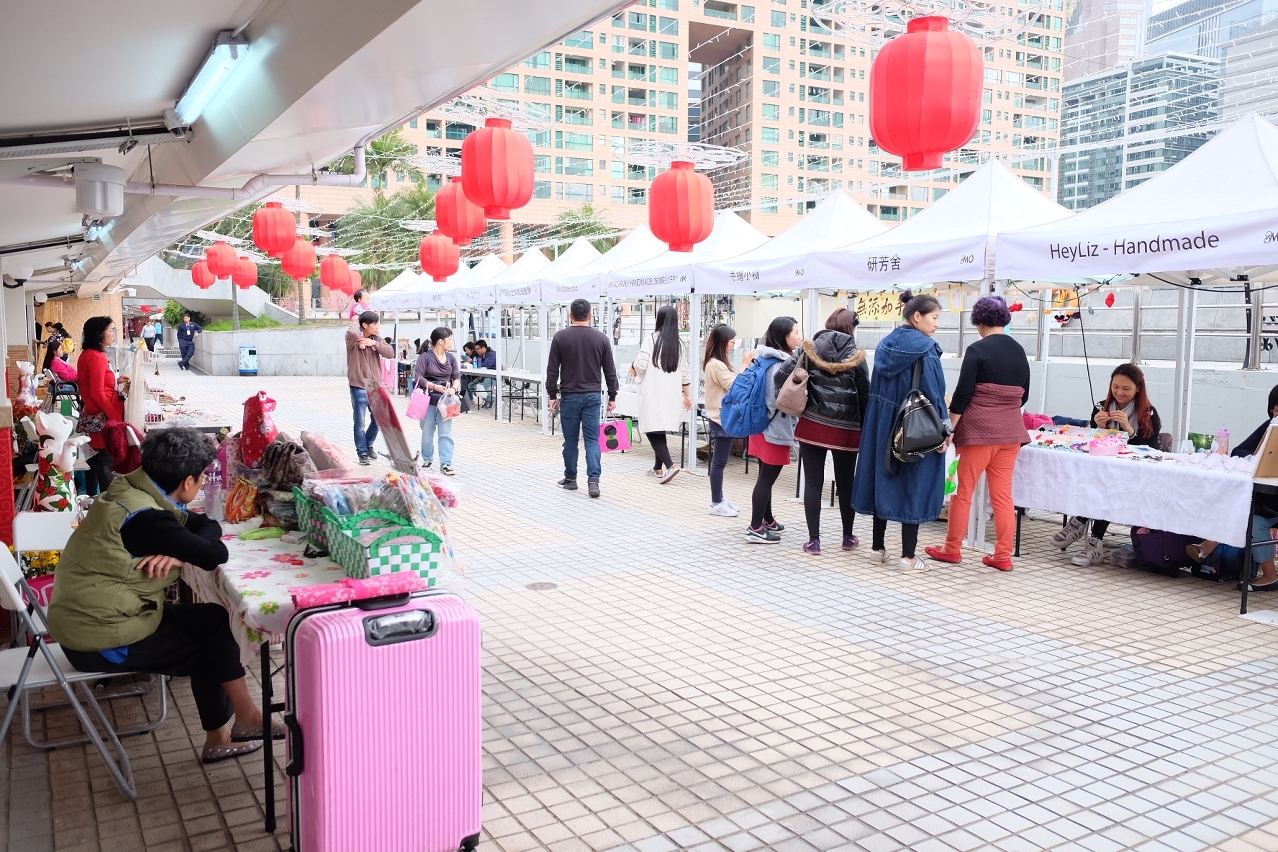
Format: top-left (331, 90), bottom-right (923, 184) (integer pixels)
top-left (945, 442), bottom-right (1020, 562)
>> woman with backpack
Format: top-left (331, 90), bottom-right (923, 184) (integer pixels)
top-left (924, 296), bottom-right (1030, 572)
top-left (703, 324), bottom-right (754, 517)
top-left (632, 305), bottom-right (692, 483)
top-left (745, 316), bottom-right (801, 544)
top-left (852, 291), bottom-right (949, 572)
top-left (776, 308), bottom-right (869, 556)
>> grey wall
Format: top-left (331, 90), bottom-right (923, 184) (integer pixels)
top-left (192, 325), bottom-right (349, 376)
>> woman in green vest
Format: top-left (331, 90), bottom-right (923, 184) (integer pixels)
top-left (49, 427), bottom-right (281, 764)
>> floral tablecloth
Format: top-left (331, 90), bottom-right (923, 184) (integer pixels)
top-left (184, 525), bottom-right (346, 665)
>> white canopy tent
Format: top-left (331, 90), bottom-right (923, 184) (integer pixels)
top-left (502, 240), bottom-right (599, 304)
top-left (368, 268), bottom-right (419, 311)
top-left (421, 255), bottom-right (508, 311)
top-left (825, 159), bottom-right (1073, 289)
top-left (549, 225), bottom-right (668, 303)
top-left (697, 192), bottom-right (889, 295)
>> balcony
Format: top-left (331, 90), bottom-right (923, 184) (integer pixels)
top-left (564, 84), bottom-right (592, 100)
top-left (806, 44), bottom-right (832, 58)
top-left (564, 57), bottom-right (592, 75)
top-left (808, 68), bottom-right (831, 81)
top-left (704, 0), bottom-right (738, 19)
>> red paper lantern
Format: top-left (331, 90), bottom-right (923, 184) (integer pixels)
top-left (191, 260), bottom-right (215, 289)
top-left (206, 241), bottom-right (238, 279)
top-left (461, 118), bottom-right (535, 220)
top-left (281, 238), bottom-right (317, 281)
top-left (649, 161), bottom-right (714, 253)
top-left (140, 305), bottom-right (153, 313)
top-left (419, 234), bottom-right (460, 282)
top-left (233, 257), bottom-right (258, 290)
top-left (347, 268), bottom-right (362, 296)
top-left (253, 201), bottom-right (297, 257)
top-left (320, 254), bottom-right (351, 294)
top-left (436, 178), bottom-right (487, 246)
top-left (869, 16), bottom-right (983, 171)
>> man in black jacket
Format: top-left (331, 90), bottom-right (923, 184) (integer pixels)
top-left (545, 299), bottom-right (618, 498)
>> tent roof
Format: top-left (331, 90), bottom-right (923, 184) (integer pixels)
top-left (997, 113), bottom-right (1278, 283)
top-left (608, 211), bottom-right (770, 297)
top-left (454, 248), bottom-right (551, 305)
top-left (697, 192), bottom-right (889, 294)
top-left (367, 268), bottom-right (420, 310)
top-left (550, 225), bottom-right (668, 301)
top-left (508, 238), bottom-right (602, 302)
top-left (419, 255), bottom-right (508, 309)
top-left (830, 159), bottom-right (1072, 287)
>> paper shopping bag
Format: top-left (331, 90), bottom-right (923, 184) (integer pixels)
top-left (599, 419), bottom-right (631, 453)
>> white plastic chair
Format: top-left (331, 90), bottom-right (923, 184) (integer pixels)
top-left (0, 545), bottom-right (137, 799)
top-left (10, 511), bottom-right (167, 744)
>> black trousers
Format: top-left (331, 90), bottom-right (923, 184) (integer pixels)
top-left (1076, 518), bottom-right (1110, 540)
top-left (872, 516), bottom-right (920, 559)
top-left (86, 449), bottom-right (114, 495)
top-left (646, 432), bottom-right (674, 471)
top-left (799, 444), bottom-right (858, 541)
top-left (63, 602), bottom-right (246, 731)
top-left (751, 461), bottom-right (784, 529)
top-left (709, 436), bottom-right (733, 504)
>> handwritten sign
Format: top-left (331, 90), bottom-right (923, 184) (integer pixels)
top-left (855, 291), bottom-right (901, 322)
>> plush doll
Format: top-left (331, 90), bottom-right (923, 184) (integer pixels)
top-left (15, 361), bottom-right (37, 408)
top-left (33, 410), bottom-right (88, 512)
top-left (241, 391), bottom-right (279, 469)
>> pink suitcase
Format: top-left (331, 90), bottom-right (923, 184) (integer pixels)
top-left (284, 591), bottom-right (482, 852)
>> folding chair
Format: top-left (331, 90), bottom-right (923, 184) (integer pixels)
top-left (0, 546), bottom-right (138, 799)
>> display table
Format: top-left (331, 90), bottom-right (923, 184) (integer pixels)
top-left (461, 367), bottom-right (544, 423)
top-left (1012, 444), bottom-right (1254, 547)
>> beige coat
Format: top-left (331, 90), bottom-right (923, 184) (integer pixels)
top-left (633, 332), bottom-right (690, 433)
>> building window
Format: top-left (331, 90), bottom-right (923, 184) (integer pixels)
top-left (564, 80), bottom-right (593, 100)
top-left (524, 76), bottom-right (551, 95)
top-left (658, 116), bottom-right (678, 134)
top-left (628, 187), bottom-right (648, 204)
top-left (760, 173), bottom-right (779, 190)
top-left (564, 157), bottom-right (594, 176)
top-left (526, 129), bottom-right (551, 147)
top-left (761, 196), bottom-right (778, 214)
top-left (762, 103), bottom-right (780, 120)
top-left (557, 131), bottom-right (594, 151)
top-left (761, 150), bottom-right (779, 166)
top-left (611, 111), bottom-right (625, 128)
top-left (659, 91), bottom-right (679, 109)
top-left (565, 30), bottom-right (593, 48)
top-left (424, 120), bottom-right (441, 139)
top-left (564, 107), bottom-right (593, 126)
top-left (762, 126), bottom-right (780, 143)
top-left (763, 33), bottom-right (780, 49)
top-left (660, 41), bottom-right (678, 59)
top-left (408, 118), bottom-right (418, 129)
top-left (445, 122), bottom-right (472, 141)
top-left (564, 55), bottom-right (592, 75)
top-left (533, 180), bottom-right (552, 199)
top-left (763, 80), bottom-right (780, 97)
top-left (741, 4), bottom-right (755, 21)
top-left (659, 16), bottom-right (678, 34)
top-left (763, 57), bottom-right (780, 74)
top-left (525, 52), bottom-right (551, 69)
top-left (611, 186), bottom-right (625, 203)
top-left (984, 68), bottom-right (1002, 83)
top-left (628, 11), bottom-right (648, 29)
top-left (659, 67), bottom-right (678, 84)
top-left (660, 0), bottom-right (678, 8)
top-left (493, 73), bottom-right (519, 92)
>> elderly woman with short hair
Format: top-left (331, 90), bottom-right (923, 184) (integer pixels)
top-left (926, 296), bottom-right (1030, 572)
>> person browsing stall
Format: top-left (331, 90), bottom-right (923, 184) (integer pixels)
top-left (411, 326), bottom-right (462, 476)
top-left (632, 306), bottom-right (692, 483)
top-left (48, 427), bottom-right (280, 765)
top-left (703, 324), bottom-right (752, 518)
top-left (345, 310), bottom-right (394, 466)
top-left (546, 299), bottom-right (619, 498)
top-left (78, 316), bottom-right (127, 495)
top-left (745, 316), bottom-right (801, 544)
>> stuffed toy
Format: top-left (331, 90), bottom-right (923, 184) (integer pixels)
top-left (33, 410), bottom-right (88, 512)
top-left (241, 391), bottom-right (279, 469)
top-left (15, 361), bottom-right (37, 408)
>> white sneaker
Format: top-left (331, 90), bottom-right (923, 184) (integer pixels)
top-left (660, 465), bottom-right (681, 484)
top-left (710, 501), bottom-right (739, 517)
top-left (867, 549), bottom-right (886, 562)
top-left (899, 556), bottom-right (930, 573)
top-left (645, 469), bottom-right (663, 478)
top-left (1071, 537), bottom-right (1104, 566)
top-left (1052, 517), bottom-right (1088, 550)
top-left (723, 498), bottom-right (739, 512)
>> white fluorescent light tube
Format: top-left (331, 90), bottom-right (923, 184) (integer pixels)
top-left (175, 31), bottom-right (248, 126)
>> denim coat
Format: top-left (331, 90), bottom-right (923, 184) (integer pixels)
top-left (852, 325), bottom-right (949, 525)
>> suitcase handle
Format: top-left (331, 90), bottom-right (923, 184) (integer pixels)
top-left (284, 714), bottom-right (303, 777)
top-left (363, 609), bottom-right (438, 646)
top-left (353, 593), bottom-right (411, 610)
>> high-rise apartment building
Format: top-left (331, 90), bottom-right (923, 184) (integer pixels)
top-left (1057, 52), bottom-right (1220, 209)
top-left (293, 0), bottom-right (1066, 240)
top-left (1221, 16), bottom-right (1278, 120)
top-left (1063, 0), bottom-right (1147, 81)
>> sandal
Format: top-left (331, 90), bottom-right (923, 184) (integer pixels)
top-left (202, 740), bottom-right (263, 764)
top-left (230, 721), bottom-right (288, 742)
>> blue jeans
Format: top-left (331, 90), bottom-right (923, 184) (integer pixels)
top-left (467, 377), bottom-right (495, 407)
top-left (559, 392), bottom-right (601, 481)
top-left (420, 405), bottom-right (455, 466)
top-left (349, 386), bottom-right (380, 456)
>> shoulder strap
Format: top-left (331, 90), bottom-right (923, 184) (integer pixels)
top-left (911, 358), bottom-right (923, 391)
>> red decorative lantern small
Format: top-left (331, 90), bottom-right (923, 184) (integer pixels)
top-left (253, 201), bottom-right (297, 257)
top-left (649, 162), bottom-right (714, 253)
top-left (140, 305), bottom-right (153, 313)
top-left (419, 234), bottom-right (460, 282)
top-left (347, 268), bottom-right (362, 296)
top-left (191, 260), bottom-right (215, 289)
top-left (436, 178), bottom-right (487, 246)
top-left (206, 241), bottom-right (238, 279)
top-left (281, 238), bottom-right (317, 281)
top-left (869, 16), bottom-right (983, 171)
top-left (461, 118), bottom-right (535, 220)
top-left (233, 257), bottom-right (258, 290)
top-left (320, 254), bottom-right (351, 293)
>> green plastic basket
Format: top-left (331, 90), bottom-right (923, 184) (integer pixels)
top-left (292, 487), bottom-right (329, 547)
top-left (329, 523), bottom-right (447, 584)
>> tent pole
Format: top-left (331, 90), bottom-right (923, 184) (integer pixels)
top-left (1246, 281), bottom-right (1263, 370)
top-left (805, 289), bottom-right (821, 339)
top-left (539, 305), bottom-right (551, 435)
top-left (1182, 286), bottom-right (1198, 441)
top-left (687, 291), bottom-right (701, 474)
top-left (493, 303), bottom-right (503, 422)
top-left (1130, 287), bottom-right (1143, 364)
top-left (1171, 288), bottom-right (1188, 441)
top-left (1037, 296), bottom-right (1050, 414)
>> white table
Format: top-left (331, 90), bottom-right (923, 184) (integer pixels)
top-left (1012, 445), bottom-right (1254, 547)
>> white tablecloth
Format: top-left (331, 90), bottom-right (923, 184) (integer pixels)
top-left (1012, 445), bottom-right (1254, 546)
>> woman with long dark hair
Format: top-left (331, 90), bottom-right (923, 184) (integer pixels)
top-left (852, 291), bottom-right (949, 572)
top-left (777, 308), bottom-right (870, 556)
top-left (411, 326), bottom-right (462, 476)
top-left (746, 316), bottom-right (801, 544)
top-left (79, 316), bottom-right (127, 494)
top-left (632, 305), bottom-right (691, 483)
top-left (1054, 362), bottom-right (1162, 566)
top-left (703, 324), bottom-right (754, 517)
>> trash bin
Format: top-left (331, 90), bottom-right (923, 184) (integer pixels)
top-left (239, 345), bottom-right (258, 376)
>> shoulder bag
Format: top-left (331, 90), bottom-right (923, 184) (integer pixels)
top-left (775, 350), bottom-right (810, 418)
top-left (887, 359), bottom-right (949, 472)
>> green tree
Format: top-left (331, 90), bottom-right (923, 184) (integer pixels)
top-left (549, 204), bottom-right (616, 254)
top-left (332, 182), bottom-right (436, 288)
top-left (330, 130), bottom-right (424, 198)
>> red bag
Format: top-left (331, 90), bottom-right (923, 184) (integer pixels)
top-left (1023, 412), bottom-right (1053, 430)
top-left (241, 391), bottom-right (279, 469)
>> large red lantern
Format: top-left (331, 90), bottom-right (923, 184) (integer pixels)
top-left (320, 254), bottom-right (351, 293)
top-left (869, 16), bottom-right (983, 171)
top-left (419, 234), bottom-right (460, 282)
top-left (191, 260), bottom-right (215, 290)
top-left (233, 257), bottom-right (258, 290)
top-left (649, 162), bottom-right (714, 252)
top-left (206, 241), bottom-right (238, 279)
top-left (346, 268), bottom-right (362, 296)
top-left (461, 118), bottom-right (535, 220)
top-left (252, 201), bottom-right (297, 257)
top-left (281, 238), bottom-right (317, 281)
top-left (436, 178), bottom-right (487, 246)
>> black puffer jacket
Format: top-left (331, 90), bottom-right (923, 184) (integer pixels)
top-left (776, 330), bottom-right (870, 430)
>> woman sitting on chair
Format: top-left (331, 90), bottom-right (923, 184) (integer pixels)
top-left (47, 427), bottom-right (281, 764)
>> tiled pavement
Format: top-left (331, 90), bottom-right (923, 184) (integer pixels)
top-left (5, 370), bottom-right (1278, 852)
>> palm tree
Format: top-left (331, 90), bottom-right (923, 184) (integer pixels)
top-left (330, 130), bottom-right (424, 198)
top-left (332, 182), bottom-right (436, 288)
top-left (549, 204), bottom-right (616, 254)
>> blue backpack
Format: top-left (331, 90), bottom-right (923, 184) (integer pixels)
top-left (719, 356), bottom-right (781, 438)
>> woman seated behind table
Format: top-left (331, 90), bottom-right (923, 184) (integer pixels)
top-left (1053, 363), bottom-right (1162, 567)
top-left (47, 427), bottom-right (281, 764)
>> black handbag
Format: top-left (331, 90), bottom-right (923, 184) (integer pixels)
top-left (887, 359), bottom-right (949, 472)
